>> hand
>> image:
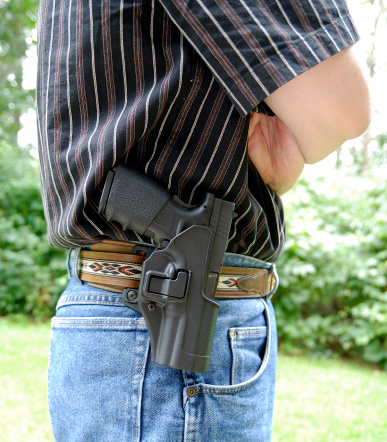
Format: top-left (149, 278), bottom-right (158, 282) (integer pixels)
top-left (247, 113), bottom-right (305, 196)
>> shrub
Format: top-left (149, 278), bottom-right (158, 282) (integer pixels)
top-left (274, 166), bottom-right (387, 369)
top-left (0, 142), bottom-right (67, 318)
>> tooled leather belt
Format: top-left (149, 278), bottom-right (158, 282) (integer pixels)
top-left (77, 240), bottom-right (277, 299)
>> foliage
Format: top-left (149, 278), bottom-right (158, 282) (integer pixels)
top-left (274, 166), bottom-right (387, 369)
top-left (0, 142), bottom-right (67, 318)
top-left (0, 0), bottom-right (39, 144)
top-left (0, 0), bottom-right (66, 318)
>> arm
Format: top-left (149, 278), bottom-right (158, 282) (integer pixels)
top-left (248, 45), bottom-right (372, 196)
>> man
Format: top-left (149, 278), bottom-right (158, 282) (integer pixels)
top-left (37, 1), bottom-right (370, 440)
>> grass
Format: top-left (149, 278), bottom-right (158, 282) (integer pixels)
top-left (1, 317), bottom-right (386, 442)
top-left (273, 356), bottom-right (387, 441)
top-left (0, 317), bottom-right (52, 442)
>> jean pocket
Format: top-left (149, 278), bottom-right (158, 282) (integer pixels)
top-left (48, 315), bottom-right (149, 442)
top-left (230, 325), bottom-right (267, 385)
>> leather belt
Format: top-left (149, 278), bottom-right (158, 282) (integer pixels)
top-left (77, 240), bottom-right (277, 299)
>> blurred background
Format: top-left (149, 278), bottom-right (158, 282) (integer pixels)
top-left (0, 0), bottom-right (386, 440)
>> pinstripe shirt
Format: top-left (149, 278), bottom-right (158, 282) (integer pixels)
top-left (36, 0), bottom-right (359, 261)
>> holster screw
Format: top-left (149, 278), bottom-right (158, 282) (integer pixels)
top-left (128, 290), bottom-right (137, 301)
top-left (123, 288), bottom-right (137, 303)
top-left (148, 302), bottom-right (156, 311)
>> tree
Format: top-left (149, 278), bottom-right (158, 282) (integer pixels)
top-left (0, 0), bottom-right (38, 144)
top-left (344, 0), bottom-right (387, 171)
top-left (0, 0), bottom-right (67, 318)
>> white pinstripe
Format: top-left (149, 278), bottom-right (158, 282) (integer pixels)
top-left (221, 146), bottom-right (246, 200)
top-left (239, 0), bottom-right (298, 77)
top-left (274, 0), bottom-right (322, 63)
top-left (159, 5), bottom-right (248, 115)
top-left (64, 0), bottom-right (77, 238)
top-left (80, 0), bottom-right (104, 238)
top-left (188, 105), bottom-right (234, 205)
top-left (141, 0), bottom-right (157, 140)
top-left (307, 0), bottom-right (340, 51)
top-left (45, 0), bottom-right (68, 247)
top-left (197, 0), bottom-right (271, 94)
top-left (112, 0), bottom-right (129, 166)
top-left (145, 33), bottom-right (185, 175)
top-left (331, 0), bottom-right (356, 42)
top-left (228, 201), bottom-right (251, 244)
top-left (167, 77), bottom-right (215, 191)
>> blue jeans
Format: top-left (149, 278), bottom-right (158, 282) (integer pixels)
top-left (48, 251), bottom-right (278, 441)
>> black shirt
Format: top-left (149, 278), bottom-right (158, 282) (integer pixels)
top-left (36, 0), bottom-right (359, 261)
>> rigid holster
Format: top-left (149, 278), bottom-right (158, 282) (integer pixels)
top-left (75, 164), bottom-right (277, 372)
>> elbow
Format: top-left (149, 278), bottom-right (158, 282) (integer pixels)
top-left (340, 56), bottom-right (373, 138)
top-left (327, 47), bottom-right (373, 144)
top-left (340, 86), bottom-right (372, 142)
top-left (306, 84), bottom-right (372, 165)
top-left (349, 109), bottom-right (372, 140)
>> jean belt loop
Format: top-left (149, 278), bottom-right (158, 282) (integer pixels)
top-left (66, 248), bottom-right (74, 278)
top-left (266, 263), bottom-right (279, 299)
top-left (70, 247), bottom-right (82, 284)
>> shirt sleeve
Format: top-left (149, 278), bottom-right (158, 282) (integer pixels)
top-left (159, 0), bottom-right (360, 116)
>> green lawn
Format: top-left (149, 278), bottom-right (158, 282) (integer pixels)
top-left (0, 317), bottom-right (52, 442)
top-left (1, 318), bottom-right (386, 441)
top-left (273, 356), bottom-right (387, 441)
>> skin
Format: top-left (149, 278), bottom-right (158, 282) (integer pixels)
top-left (248, 45), bottom-right (372, 196)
